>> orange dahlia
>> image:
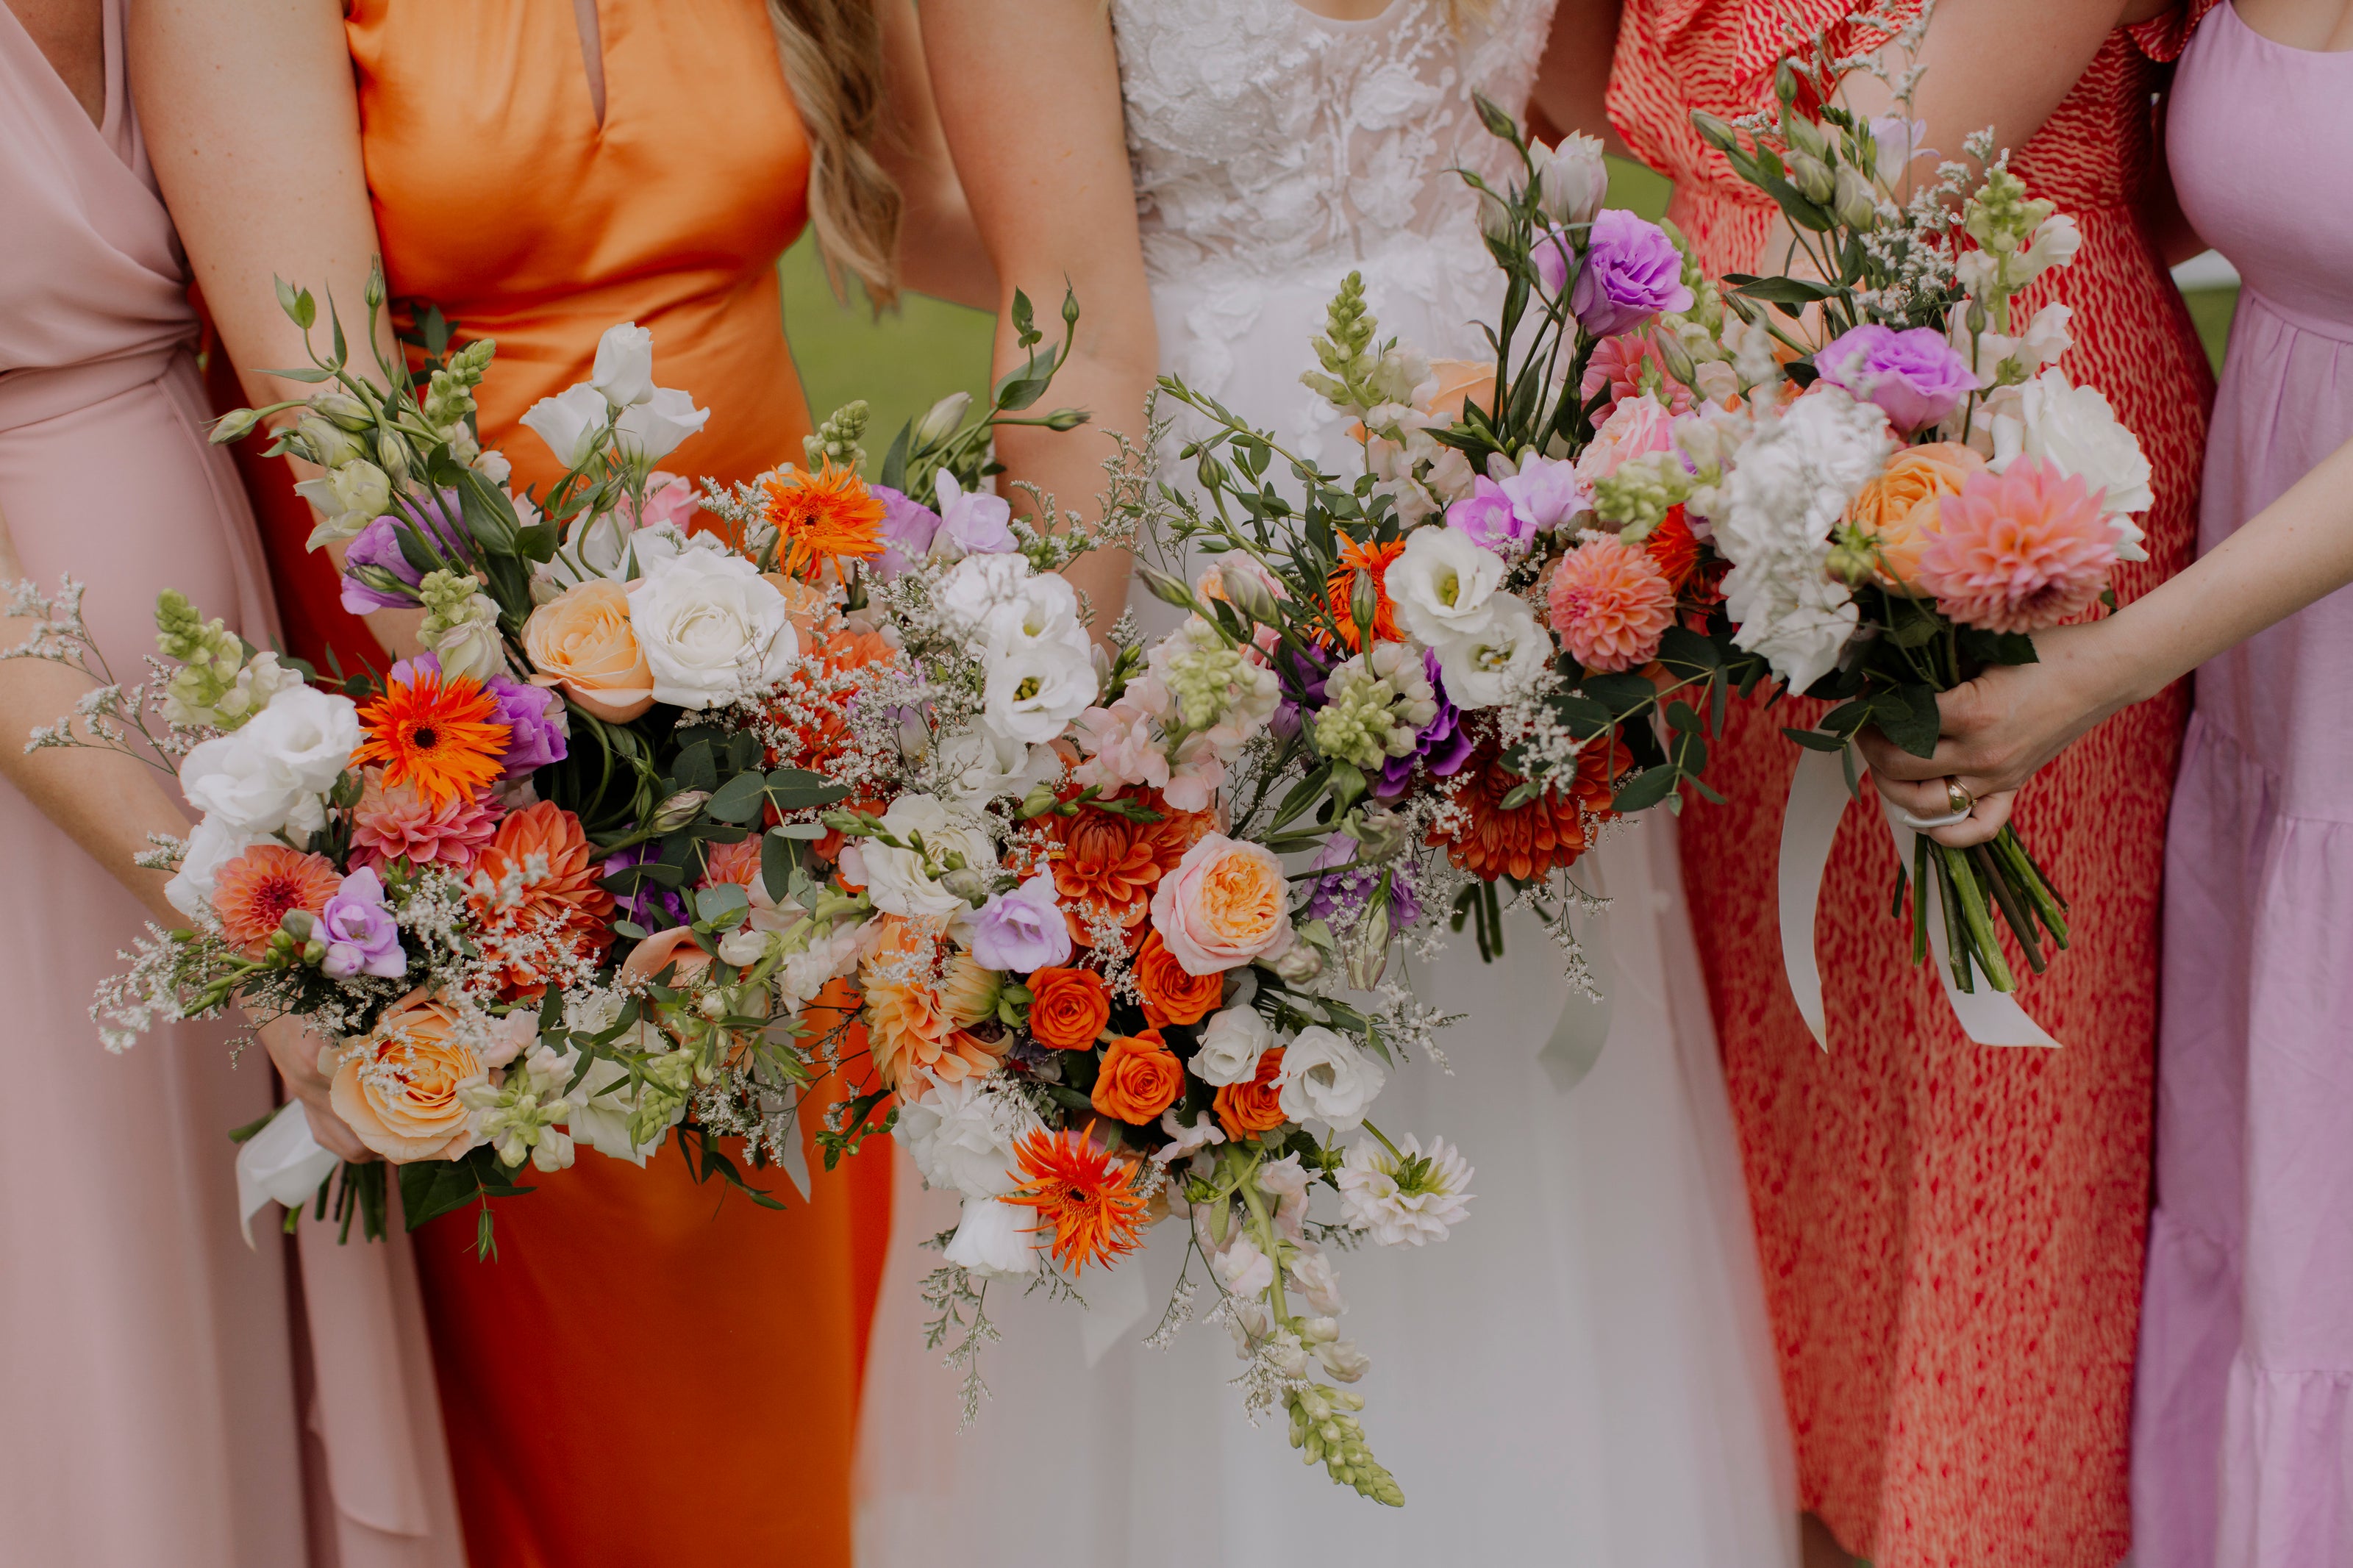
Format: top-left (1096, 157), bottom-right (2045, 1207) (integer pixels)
top-left (758, 617), bottom-right (899, 775)
top-left (355, 669), bottom-right (509, 809)
top-left (464, 801), bottom-right (615, 997)
top-left (1002, 1127), bottom-right (1147, 1274)
top-left (1428, 734), bottom-right (1631, 881)
top-left (860, 915), bottom-right (1004, 1090)
top-left (1324, 533), bottom-right (1405, 651)
top-left (212, 843), bottom-right (341, 956)
top-left (763, 459), bottom-right (886, 580)
top-left (1035, 789), bottom-right (1211, 947)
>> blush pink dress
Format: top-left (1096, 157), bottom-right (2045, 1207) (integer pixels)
top-left (0, 4), bottom-right (460, 1564)
top-left (2137, 6), bottom-right (2353, 1562)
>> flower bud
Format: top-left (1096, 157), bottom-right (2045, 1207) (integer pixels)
top-left (1784, 114), bottom-right (1827, 162)
top-left (1348, 567), bottom-right (1379, 644)
top-left (374, 429), bottom-right (413, 488)
top-left (302, 939), bottom-right (328, 967)
top-left (1832, 165), bottom-right (1879, 232)
top-left (1265, 940), bottom-right (1325, 984)
top-left (649, 790), bottom-right (710, 833)
top-left (1346, 902), bottom-right (1392, 990)
top-left (280, 908), bottom-right (318, 942)
top-left (1655, 329), bottom-right (1699, 387)
top-left (364, 256), bottom-right (388, 310)
top-left (1691, 111), bottom-right (1738, 154)
top-left (313, 392), bottom-right (374, 432)
top-left (1477, 190), bottom-right (1513, 244)
top-left (1042, 408), bottom-right (1090, 432)
top-left (1535, 133), bottom-right (1607, 226)
top-left (207, 407), bottom-right (265, 445)
top-left (1219, 568), bottom-right (1278, 624)
top-left (1136, 562), bottom-right (1199, 613)
top-left (296, 413), bottom-right (365, 470)
top-left (1825, 542), bottom-right (1877, 587)
top-left (1015, 781), bottom-right (1060, 820)
top-left (1787, 151), bottom-right (1835, 204)
top-left (1775, 60), bottom-right (1799, 105)
top-left (912, 390), bottom-right (972, 448)
top-left (938, 867), bottom-right (990, 905)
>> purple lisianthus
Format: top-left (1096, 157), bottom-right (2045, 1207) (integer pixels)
top-left (1571, 210), bottom-right (1695, 338)
top-left (319, 867), bottom-right (407, 980)
top-left (1269, 644), bottom-right (1338, 742)
top-left (869, 484), bottom-right (942, 581)
top-left (1446, 476), bottom-right (1535, 556)
top-left (967, 873), bottom-right (1071, 973)
top-left (1301, 837), bottom-right (1423, 929)
top-left (340, 506), bottom-right (469, 614)
top-left (935, 470), bottom-right (1017, 559)
top-left (1813, 323), bottom-right (1979, 434)
top-left (1374, 649), bottom-right (1474, 797)
top-left (605, 842), bottom-right (687, 930)
top-left (1496, 452), bottom-right (1594, 534)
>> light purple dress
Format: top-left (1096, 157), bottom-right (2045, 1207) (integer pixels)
top-left (2138, 7), bottom-right (2353, 1562)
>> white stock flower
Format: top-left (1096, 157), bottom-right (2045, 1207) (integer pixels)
top-left (179, 683), bottom-right (361, 836)
top-left (1337, 1133), bottom-right (1475, 1246)
top-left (1193, 1003), bottom-right (1273, 1087)
top-left (1712, 388), bottom-right (1893, 692)
top-left (626, 547), bottom-right (798, 709)
top-left (613, 387), bottom-right (710, 465)
top-left (851, 793), bottom-right (998, 921)
top-left (776, 922), bottom-right (865, 1012)
top-left (895, 1070), bottom-right (1040, 1199)
top-left (589, 322), bottom-right (656, 409)
top-left (1211, 1230), bottom-right (1277, 1297)
top-left (1989, 370), bottom-right (2154, 556)
top-left (163, 816), bottom-right (273, 920)
top-left (944, 1196), bottom-right (1038, 1278)
top-left (1388, 525), bottom-right (1504, 646)
top-left (1429, 593), bottom-right (1552, 709)
top-left (521, 383), bottom-right (609, 469)
top-left (1275, 1025), bottom-right (1386, 1131)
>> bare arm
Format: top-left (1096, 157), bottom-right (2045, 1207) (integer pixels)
top-left (874, 0), bottom-right (999, 311)
top-left (1862, 435), bottom-right (2353, 842)
top-left (132, 0), bottom-right (418, 655)
top-left (921, 0), bottom-right (1158, 632)
top-left (1527, 0), bottom-right (1632, 158)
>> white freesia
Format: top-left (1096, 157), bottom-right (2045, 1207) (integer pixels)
top-left (589, 322), bottom-right (655, 409)
top-left (180, 683), bottom-right (361, 837)
top-left (849, 793), bottom-right (999, 921)
top-left (1713, 388), bottom-right (1893, 692)
top-left (1337, 1132), bottom-right (1475, 1246)
top-left (163, 816), bottom-right (274, 921)
top-left (1988, 370), bottom-right (2154, 559)
top-left (1429, 593), bottom-right (1552, 709)
top-left (1193, 1003), bottom-right (1273, 1087)
top-left (613, 387), bottom-right (710, 465)
top-left (943, 1195), bottom-right (1038, 1278)
top-left (980, 626), bottom-right (1097, 745)
top-left (895, 1070), bottom-right (1040, 1199)
top-left (521, 383), bottom-right (609, 469)
top-left (293, 459), bottom-right (392, 546)
top-left (1388, 525), bottom-right (1504, 646)
top-left (1275, 1025), bottom-right (1387, 1131)
top-left (626, 547), bottom-right (797, 708)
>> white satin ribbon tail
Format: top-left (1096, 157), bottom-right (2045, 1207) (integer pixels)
top-left (237, 1100), bottom-right (341, 1245)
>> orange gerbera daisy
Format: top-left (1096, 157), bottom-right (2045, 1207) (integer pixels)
top-left (355, 669), bottom-right (509, 809)
top-left (1427, 734), bottom-right (1632, 881)
top-left (211, 842), bottom-right (342, 956)
top-left (465, 801), bottom-right (615, 997)
top-left (1001, 1127), bottom-right (1147, 1274)
top-left (1324, 532), bottom-right (1406, 651)
top-left (763, 459), bottom-right (886, 581)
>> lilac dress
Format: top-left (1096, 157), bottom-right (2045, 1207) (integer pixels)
top-left (2138, 7), bottom-right (2353, 1561)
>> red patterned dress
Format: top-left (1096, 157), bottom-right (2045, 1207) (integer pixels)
top-left (1608, 7), bottom-right (2212, 1564)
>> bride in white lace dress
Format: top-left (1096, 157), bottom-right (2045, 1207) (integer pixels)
top-left (857, 3), bottom-right (1797, 1562)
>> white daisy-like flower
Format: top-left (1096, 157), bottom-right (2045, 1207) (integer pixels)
top-left (1336, 1133), bottom-right (1475, 1247)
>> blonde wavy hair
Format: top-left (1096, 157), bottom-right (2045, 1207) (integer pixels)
top-left (766, 0), bottom-right (904, 306)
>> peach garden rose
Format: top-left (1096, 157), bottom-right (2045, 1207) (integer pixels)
top-left (1148, 832), bottom-right (1296, 977)
top-left (521, 578), bottom-right (654, 723)
top-left (327, 988), bottom-right (485, 1162)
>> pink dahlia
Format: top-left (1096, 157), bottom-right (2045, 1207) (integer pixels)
top-left (1546, 536), bottom-right (1677, 672)
top-left (1914, 459), bottom-right (2118, 634)
top-left (349, 767), bottom-right (501, 874)
top-left (1579, 333), bottom-right (1693, 424)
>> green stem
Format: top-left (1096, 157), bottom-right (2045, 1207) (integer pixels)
top-left (1941, 842), bottom-right (2014, 992)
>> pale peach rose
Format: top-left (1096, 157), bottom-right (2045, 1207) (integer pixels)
top-left (1420, 358), bottom-right (1496, 421)
top-left (1147, 832), bottom-right (1296, 977)
top-left (763, 571), bottom-right (835, 641)
top-left (621, 923), bottom-right (712, 986)
top-left (1574, 393), bottom-right (1677, 482)
top-left (328, 989), bottom-right (484, 1162)
top-left (522, 579), bottom-right (654, 723)
top-left (1848, 442), bottom-right (1985, 587)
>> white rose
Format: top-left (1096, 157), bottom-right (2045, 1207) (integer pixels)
top-left (180, 683), bottom-right (361, 834)
top-left (853, 793), bottom-right (999, 921)
top-left (590, 321), bottom-right (655, 409)
top-left (627, 548), bottom-right (798, 709)
top-left (934, 724), bottom-right (1053, 809)
top-left (1275, 1025), bottom-right (1387, 1131)
top-left (894, 1071), bottom-right (1040, 1199)
top-left (1990, 369), bottom-right (2155, 525)
top-left (521, 383), bottom-right (609, 470)
top-left (1429, 593), bottom-right (1552, 709)
top-left (980, 625), bottom-right (1097, 745)
top-left (613, 386), bottom-right (710, 465)
top-left (163, 816), bottom-right (274, 921)
top-left (1388, 526), bottom-right (1504, 647)
top-left (943, 1195), bottom-right (1038, 1278)
top-left (1193, 1003), bottom-right (1273, 1087)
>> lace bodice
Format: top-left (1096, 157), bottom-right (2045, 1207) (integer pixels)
top-left (1111, 0), bottom-right (1555, 290)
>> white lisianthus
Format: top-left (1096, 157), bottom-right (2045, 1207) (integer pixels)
top-left (1535, 132), bottom-right (1608, 226)
top-left (589, 322), bottom-right (656, 409)
top-left (1193, 1003), bottom-right (1273, 1087)
top-left (1988, 369), bottom-right (2154, 559)
top-left (1386, 525), bottom-right (1504, 647)
top-left (626, 547), bottom-right (797, 708)
top-left (163, 816), bottom-right (274, 921)
top-left (180, 683), bottom-right (361, 837)
top-left (613, 386), bottom-right (710, 465)
top-left (980, 626), bottom-right (1097, 745)
top-left (294, 459), bottom-right (393, 546)
top-left (1275, 1025), bottom-right (1386, 1131)
top-left (1337, 1132), bottom-right (1475, 1246)
top-left (943, 1195), bottom-right (1038, 1278)
top-left (1428, 592), bottom-right (1552, 709)
top-left (933, 723), bottom-right (1054, 809)
top-left (896, 1071), bottom-right (1041, 1200)
top-left (932, 469), bottom-right (1017, 559)
top-left (848, 793), bottom-right (999, 921)
top-left (521, 383), bottom-right (610, 470)
top-left (1712, 388), bottom-right (1893, 692)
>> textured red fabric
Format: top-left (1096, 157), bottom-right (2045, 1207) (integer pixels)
top-left (1609, 8), bottom-right (2213, 1565)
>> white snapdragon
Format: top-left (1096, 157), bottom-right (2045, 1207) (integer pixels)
top-left (626, 546), bottom-right (798, 708)
top-left (1275, 1025), bottom-right (1386, 1131)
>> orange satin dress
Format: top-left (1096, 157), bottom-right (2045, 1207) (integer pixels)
top-left (317, 4), bottom-right (889, 1563)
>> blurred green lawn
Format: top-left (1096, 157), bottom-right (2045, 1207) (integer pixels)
top-left (776, 155), bottom-right (2235, 438)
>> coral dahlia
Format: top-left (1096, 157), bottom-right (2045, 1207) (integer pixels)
top-left (1546, 535), bottom-right (1676, 673)
top-left (464, 801), bottom-right (614, 997)
top-left (1427, 734), bottom-right (1629, 881)
top-left (1914, 457), bottom-right (2119, 634)
top-left (213, 842), bottom-right (342, 956)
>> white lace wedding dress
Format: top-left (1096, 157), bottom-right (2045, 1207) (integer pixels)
top-left (856, 4), bottom-right (1796, 1562)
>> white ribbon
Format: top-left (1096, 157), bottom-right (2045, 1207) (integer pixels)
top-left (1778, 748), bottom-right (2060, 1050)
top-left (236, 1100), bottom-right (342, 1245)
top-left (1080, 1256), bottom-right (1150, 1367)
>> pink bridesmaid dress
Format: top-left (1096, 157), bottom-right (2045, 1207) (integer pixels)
top-left (2138, 5), bottom-right (2353, 1563)
top-left (0, 4), bottom-right (461, 1564)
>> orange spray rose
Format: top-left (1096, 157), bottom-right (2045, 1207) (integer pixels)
top-left (1213, 1046), bottom-right (1288, 1139)
top-left (1024, 965), bottom-right (1111, 1050)
top-left (1090, 1028), bottom-right (1185, 1125)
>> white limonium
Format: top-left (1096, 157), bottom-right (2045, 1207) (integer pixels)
top-left (844, 792), bottom-right (999, 921)
top-left (1985, 369), bottom-right (2155, 560)
top-left (1337, 1132), bottom-right (1476, 1247)
top-left (1428, 592), bottom-right (1552, 709)
top-left (1274, 1025), bottom-right (1386, 1131)
top-left (895, 1070), bottom-right (1041, 1200)
top-left (1713, 387), bottom-right (1895, 692)
top-left (626, 545), bottom-right (798, 709)
top-left (179, 682), bottom-right (362, 839)
top-left (1388, 525), bottom-right (1504, 647)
